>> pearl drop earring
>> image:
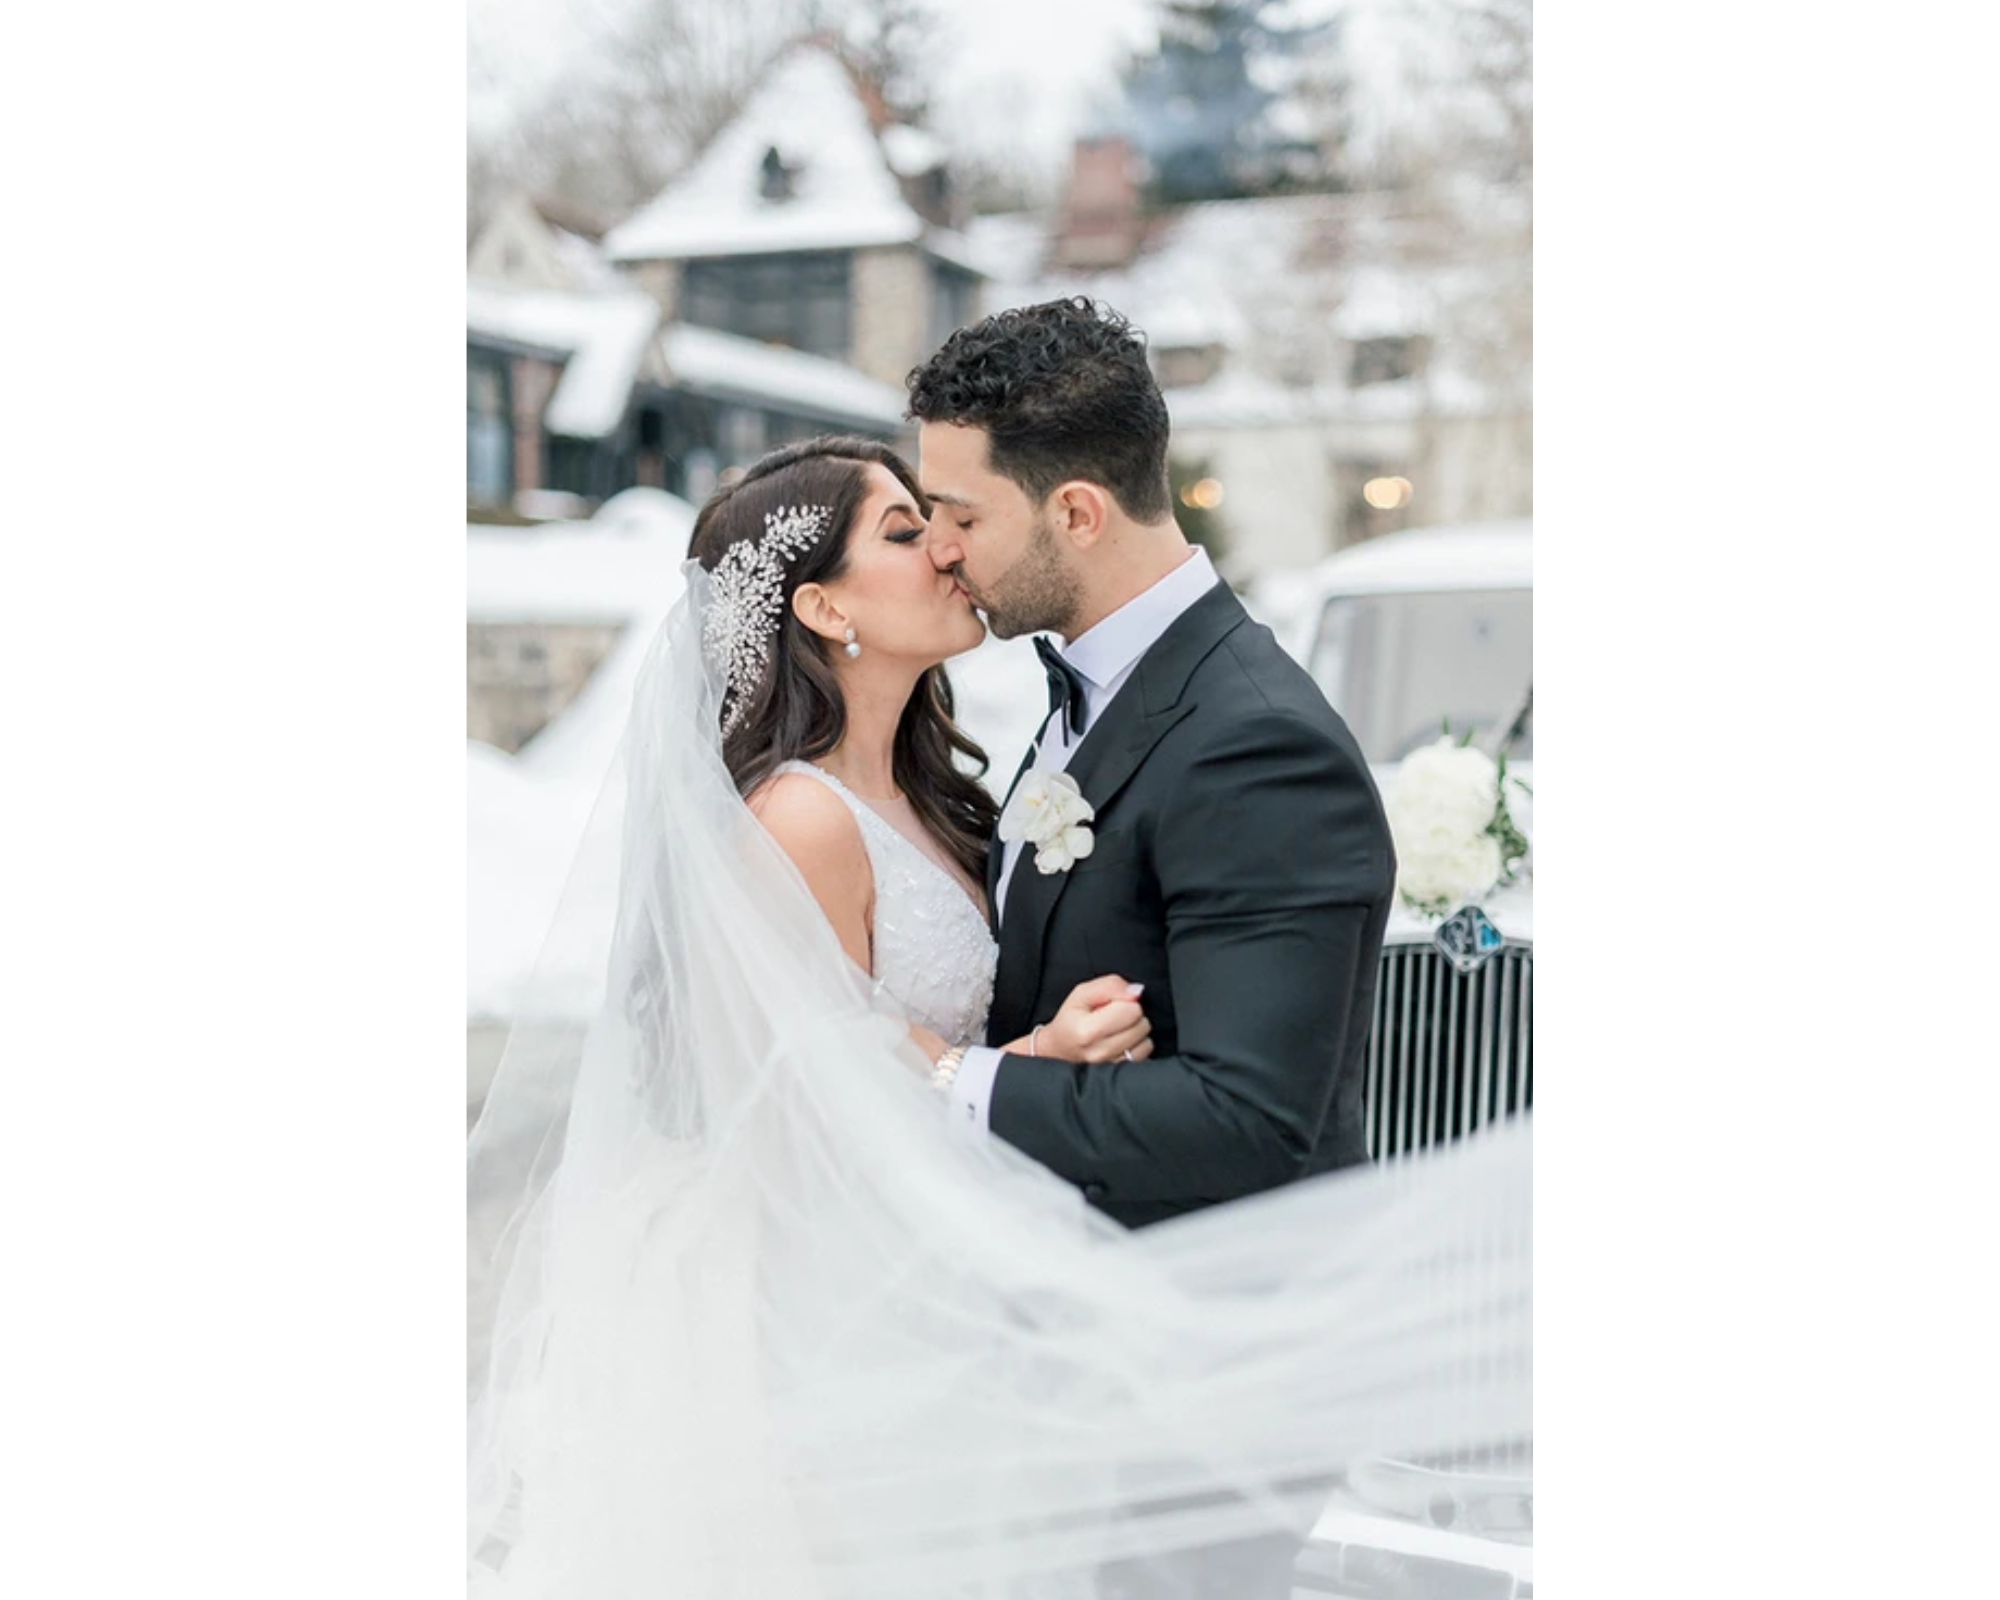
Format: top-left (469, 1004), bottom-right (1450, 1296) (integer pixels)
top-left (843, 626), bottom-right (861, 660)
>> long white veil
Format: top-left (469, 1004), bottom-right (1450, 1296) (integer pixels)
top-left (467, 564), bottom-right (1532, 1597)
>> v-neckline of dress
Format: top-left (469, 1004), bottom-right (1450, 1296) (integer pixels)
top-left (793, 763), bottom-right (990, 926)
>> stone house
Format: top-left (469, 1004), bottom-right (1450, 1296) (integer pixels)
top-left (468, 41), bottom-right (976, 515)
top-left (602, 41), bottom-right (987, 394)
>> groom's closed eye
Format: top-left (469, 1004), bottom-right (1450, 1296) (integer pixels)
top-left (926, 492), bottom-right (976, 526)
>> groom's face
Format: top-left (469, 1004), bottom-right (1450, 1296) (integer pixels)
top-left (917, 422), bottom-right (1082, 641)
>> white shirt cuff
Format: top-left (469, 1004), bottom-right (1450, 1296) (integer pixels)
top-left (948, 1045), bottom-right (1005, 1135)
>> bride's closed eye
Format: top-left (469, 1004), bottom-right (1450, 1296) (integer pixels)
top-left (887, 526), bottom-right (924, 545)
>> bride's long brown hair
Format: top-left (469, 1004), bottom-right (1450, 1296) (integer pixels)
top-left (687, 436), bottom-right (1000, 884)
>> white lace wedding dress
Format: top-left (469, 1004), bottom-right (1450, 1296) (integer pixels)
top-left (772, 760), bottom-right (996, 1046)
top-left (466, 563), bottom-right (1531, 1599)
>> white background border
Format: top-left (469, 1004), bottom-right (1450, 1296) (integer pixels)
top-left (7, 0), bottom-right (1997, 1590)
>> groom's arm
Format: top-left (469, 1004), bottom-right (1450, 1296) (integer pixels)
top-left (981, 706), bottom-right (1394, 1206)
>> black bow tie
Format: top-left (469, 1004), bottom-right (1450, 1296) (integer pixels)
top-left (1034, 635), bottom-right (1089, 741)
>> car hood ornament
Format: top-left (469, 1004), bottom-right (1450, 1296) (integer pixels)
top-left (1434, 903), bottom-right (1506, 975)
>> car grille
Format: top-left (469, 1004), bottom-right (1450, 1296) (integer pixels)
top-left (1364, 942), bottom-right (1532, 1163)
top-left (1354, 941), bottom-right (1535, 1494)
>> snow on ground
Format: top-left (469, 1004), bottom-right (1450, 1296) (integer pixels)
top-left (467, 742), bottom-right (605, 1020)
top-left (468, 492), bottom-right (693, 1020)
top-left (466, 488), bottom-right (693, 625)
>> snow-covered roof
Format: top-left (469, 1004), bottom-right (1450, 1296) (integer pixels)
top-left (660, 323), bottom-right (907, 431)
top-left (469, 190), bottom-right (627, 294)
top-left (605, 45), bottom-right (927, 262)
top-left (968, 194), bottom-right (1344, 343)
top-left (466, 490), bottom-right (695, 624)
top-left (547, 225), bottom-right (625, 293)
top-left (967, 190), bottom-right (1521, 422)
top-left (1302, 518), bottom-right (1532, 596)
top-left (1166, 368), bottom-right (1338, 430)
top-left (465, 281), bottom-right (662, 438)
top-left (1332, 261), bottom-right (1439, 340)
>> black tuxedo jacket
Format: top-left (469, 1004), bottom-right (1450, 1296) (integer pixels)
top-left (983, 581), bottom-right (1396, 1230)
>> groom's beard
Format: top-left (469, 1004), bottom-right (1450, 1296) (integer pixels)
top-left (958, 516), bottom-right (1081, 641)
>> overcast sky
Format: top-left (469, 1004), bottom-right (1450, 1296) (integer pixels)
top-left (468, 0), bottom-right (1441, 198)
top-left (469, 0), bottom-right (1161, 184)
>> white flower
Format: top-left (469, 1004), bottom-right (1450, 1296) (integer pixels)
top-left (1000, 769), bottom-right (1097, 875)
top-left (1385, 737), bottom-right (1506, 914)
top-left (1032, 822), bottom-right (1096, 875)
top-left (1388, 738), bottom-right (1500, 838)
top-left (1395, 826), bottom-right (1502, 911)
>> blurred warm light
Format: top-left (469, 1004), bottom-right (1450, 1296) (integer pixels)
top-left (1179, 477), bottom-right (1226, 510)
top-left (1363, 475), bottom-right (1413, 511)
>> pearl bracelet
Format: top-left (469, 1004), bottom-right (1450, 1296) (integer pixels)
top-left (930, 1043), bottom-right (969, 1094)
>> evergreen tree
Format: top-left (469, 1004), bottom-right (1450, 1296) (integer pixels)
top-left (1122, 0), bottom-right (1347, 204)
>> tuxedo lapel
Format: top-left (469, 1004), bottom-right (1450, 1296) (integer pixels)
top-left (985, 737), bottom-right (1042, 922)
top-left (989, 583), bottom-right (1250, 1040)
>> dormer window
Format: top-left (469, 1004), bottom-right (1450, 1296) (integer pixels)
top-left (759, 146), bottom-right (799, 202)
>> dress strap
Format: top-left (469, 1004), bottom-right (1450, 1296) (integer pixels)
top-left (772, 761), bottom-right (896, 844)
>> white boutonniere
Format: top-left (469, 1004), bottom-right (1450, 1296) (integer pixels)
top-left (999, 769), bottom-right (1097, 875)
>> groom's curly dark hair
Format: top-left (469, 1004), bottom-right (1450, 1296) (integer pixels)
top-left (905, 297), bottom-right (1174, 524)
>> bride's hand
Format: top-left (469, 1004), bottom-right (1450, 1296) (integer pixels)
top-left (908, 1023), bottom-right (949, 1070)
top-left (1023, 976), bottom-right (1154, 1065)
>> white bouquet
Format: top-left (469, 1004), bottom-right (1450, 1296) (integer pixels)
top-left (1384, 734), bottom-right (1531, 917)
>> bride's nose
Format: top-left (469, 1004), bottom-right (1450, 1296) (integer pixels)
top-left (922, 511), bottom-right (960, 571)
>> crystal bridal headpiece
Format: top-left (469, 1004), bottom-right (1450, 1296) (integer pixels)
top-left (702, 503), bottom-right (833, 735)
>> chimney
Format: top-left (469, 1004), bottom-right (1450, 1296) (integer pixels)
top-left (1053, 136), bottom-right (1144, 272)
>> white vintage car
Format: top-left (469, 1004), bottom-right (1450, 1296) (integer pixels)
top-left (1255, 516), bottom-right (1533, 1163)
top-left (1261, 517), bottom-right (1533, 1597)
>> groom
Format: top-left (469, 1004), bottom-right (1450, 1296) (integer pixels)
top-left (908, 297), bottom-right (1396, 1598)
top-left (910, 297), bottom-right (1396, 1227)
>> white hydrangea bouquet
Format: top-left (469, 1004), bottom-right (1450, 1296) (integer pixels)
top-left (1383, 732), bottom-right (1531, 917)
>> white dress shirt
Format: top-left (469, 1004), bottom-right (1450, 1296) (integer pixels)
top-left (947, 546), bottom-right (1220, 1133)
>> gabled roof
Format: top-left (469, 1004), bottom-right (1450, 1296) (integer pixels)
top-left (470, 190), bottom-right (626, 294)
top-left (1304, 519), bottom-right (1532, 595)
top-left (605, 44), bottom-right (927, 262)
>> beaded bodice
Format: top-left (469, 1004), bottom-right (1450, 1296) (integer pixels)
top-left (775, 762), bottom-right (997, 1045)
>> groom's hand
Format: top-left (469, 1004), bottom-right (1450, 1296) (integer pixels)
top-left (1036, 977), bottom-right (1154, 1065)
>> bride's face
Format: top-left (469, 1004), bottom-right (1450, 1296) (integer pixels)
top-left (819, 463), bottom-right (987, 668)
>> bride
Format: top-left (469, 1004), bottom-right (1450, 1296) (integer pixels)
top-left (467, 436), bottom-right (1531, 1598)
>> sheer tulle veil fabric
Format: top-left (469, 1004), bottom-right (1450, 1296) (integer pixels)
top-left (466, 563), bottom-right (1532, 1597)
